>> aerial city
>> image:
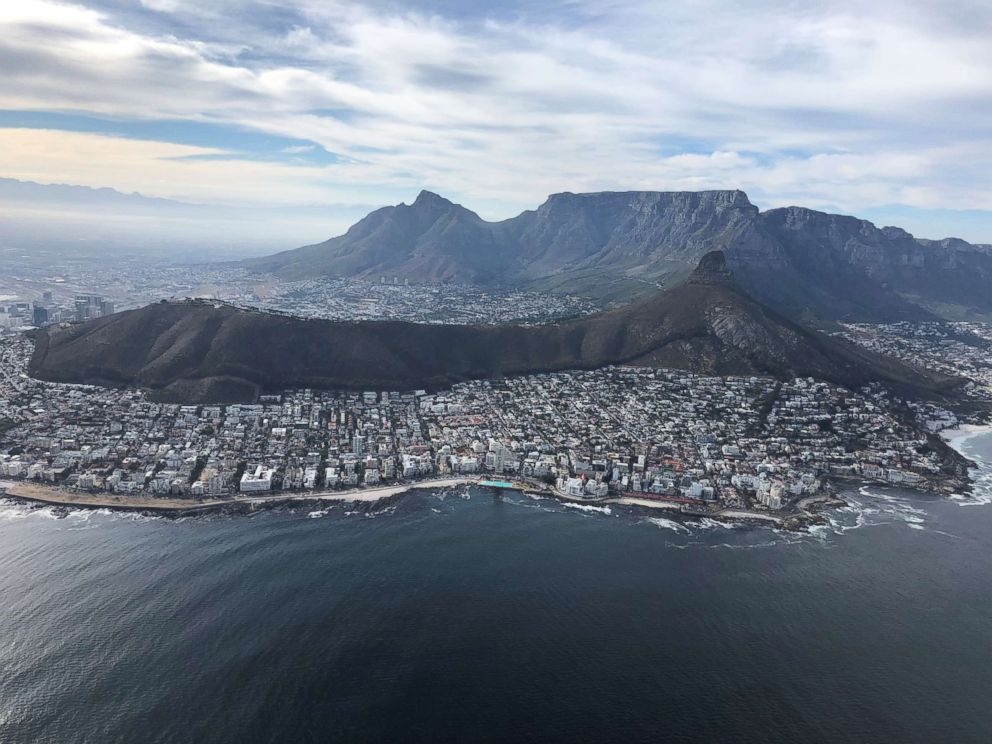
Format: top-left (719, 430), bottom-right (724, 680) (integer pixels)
top-left (1, 2), bottom-right (991, 743)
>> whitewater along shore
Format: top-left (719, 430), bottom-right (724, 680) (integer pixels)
top-left (1, 478), bottom-right (477, 517)
top-left (941, 423), bottom-right (992, 449)
top-left (0, 459), bottom-right (972, 529)
top-left (3, 477), bottom-right (812, 528)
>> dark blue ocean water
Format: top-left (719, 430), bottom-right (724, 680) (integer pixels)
top-left (1, 434), bottom-right (991, 744)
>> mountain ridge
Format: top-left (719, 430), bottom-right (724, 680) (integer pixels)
top-left (245, 189), bottom-right (992, 323)
top-left (31, 252), bottom-right (961, 404)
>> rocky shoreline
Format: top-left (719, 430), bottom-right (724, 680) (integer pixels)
top-left (1, 478), bottom-right (838, 533)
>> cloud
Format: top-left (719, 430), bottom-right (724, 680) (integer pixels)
top-left (0, 0), bottom-right (990, 240)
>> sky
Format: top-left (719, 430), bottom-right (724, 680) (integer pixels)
top-left (1, 0), bottom-right (991, 250)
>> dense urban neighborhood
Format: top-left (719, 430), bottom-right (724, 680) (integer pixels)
top-left (0, 316), bottom-right (977, 520)
top-left (838, 322), bottom-right (992, 397)
top-left (0, 256), bottom-right (598, 331)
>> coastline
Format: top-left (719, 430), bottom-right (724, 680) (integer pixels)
top-left (940, 423), bottom-right (992, 449)
top-left (1, 478), bottom-right (477, 517)
top-left (4, 444), bottom-right (982, 529)
top-left (2, 482), bottom-right (231, 514)
top-left (0, 473), bottom-right (854, 531)
top-left (3, 477), bottom-right (807, 528)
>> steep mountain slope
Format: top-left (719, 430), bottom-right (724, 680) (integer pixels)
top-left (245, 189), bottom-right (992, 322)
top-left (511, 190), bottom-right (784, 275)
top-left (31, 253), bottom-right (960, 403)
top-left (247, 189), bottom-right (777, 288)
top-left (761, 208), bottom-right (992, 319)
top-left (249, 190), bottom-right (516, 283)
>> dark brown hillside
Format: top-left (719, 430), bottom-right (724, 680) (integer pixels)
top-left (30, 253), bottom-right (961, 403)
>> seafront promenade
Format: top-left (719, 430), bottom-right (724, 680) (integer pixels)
top-left (3, 476), bottom-right (805, 528)
top-left (1, 477), bottom-right (477, 514)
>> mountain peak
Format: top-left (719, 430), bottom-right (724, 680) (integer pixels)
top-left (412, 190), bottom-right (452, 208)
top-left (245, 188), bottom-right (992, 322)
top-left (689, 250), bottom-right (734, 285)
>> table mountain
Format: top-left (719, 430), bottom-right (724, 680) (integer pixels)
top-left (245, 189), bottom-right (992, 322)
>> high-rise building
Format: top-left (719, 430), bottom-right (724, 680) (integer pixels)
top-left (73, 294), bottom-right (112, 322)
top-left (352, 434), bottom-right (364, 457)
top-left (32, 305), bottom-right (50, 326)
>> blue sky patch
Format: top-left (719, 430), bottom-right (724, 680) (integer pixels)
top-left (0, 110), bottom-right (341, 166)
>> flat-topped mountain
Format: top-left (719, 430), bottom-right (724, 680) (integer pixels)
top-left (31, 252), bottom-right (960, 403)
top-left (249, 189), bottom-right (775, 285)
top-left (246, 189), bottom-right (992, 322)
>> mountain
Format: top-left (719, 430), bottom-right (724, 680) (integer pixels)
top-left (248, 190), bottom-right (516, 284)
top-left (759, 208), bottom-right (992, 320)
top-left (247, 189), bottom-right (775, 286)
top-left (30, 252), bottom-right (960, 404)
top-left (245, 189), bottom-right (992, 322)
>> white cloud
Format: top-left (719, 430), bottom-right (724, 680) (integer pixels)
top-left (0, 0), bottom-right (990, 233)
top-left (0, 128), bottom-right (354, 205)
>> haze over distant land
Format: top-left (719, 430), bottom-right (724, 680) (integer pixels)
top-left (0, 178), bottom-right (372, 259)
top-left (1, 1), bottom-right (991, 247)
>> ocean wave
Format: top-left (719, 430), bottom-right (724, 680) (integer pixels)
top-left (942, 425), bottom-right (992, 448)
top-left (645, 517), bottom-right (690, 533)
top-left (789, 485), bottom-right (940, 540)
top-left (945, 429), bottom-right (992, 507)
top-left (807, 522), bottom-right (835, 539)
top-left (697, 517), bottom-right (745, 530)
top-left (0, 499), bottom-right (39, 521)
top-left (956, 469), bottom-right (992, 506)
top-left (708, 539), bottom-right (800, 550)
top-left (562, 502), bottom-right (611, 515)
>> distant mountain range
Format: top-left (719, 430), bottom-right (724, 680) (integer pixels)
top-left (246, 189), bottom-right (992, 322)
top-left (30, 252), bottom-right (960, 403)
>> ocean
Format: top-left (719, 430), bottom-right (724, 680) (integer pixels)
top-left (1, 433), bottom-right (991, 743)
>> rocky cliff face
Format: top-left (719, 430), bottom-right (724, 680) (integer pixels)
top-left (511, 190), bottom-right (787, 274)
top-left (761, 207), bottom-right (992, 318)
top-left (34, 253), bottom-right (961, 403)
top-left (249, 189), bottom-right (776, 285)
top-left (246, 190), bottom-right (992, 323)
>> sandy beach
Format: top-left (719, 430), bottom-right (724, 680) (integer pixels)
top-left (3, 482), bottom-right (231, 511)
top-left (613, 496), bottom-right (684, 512)
top-left (940, 423), bottom-right (992, 447)
top-left (252, 477), bottom-right (475, 505)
